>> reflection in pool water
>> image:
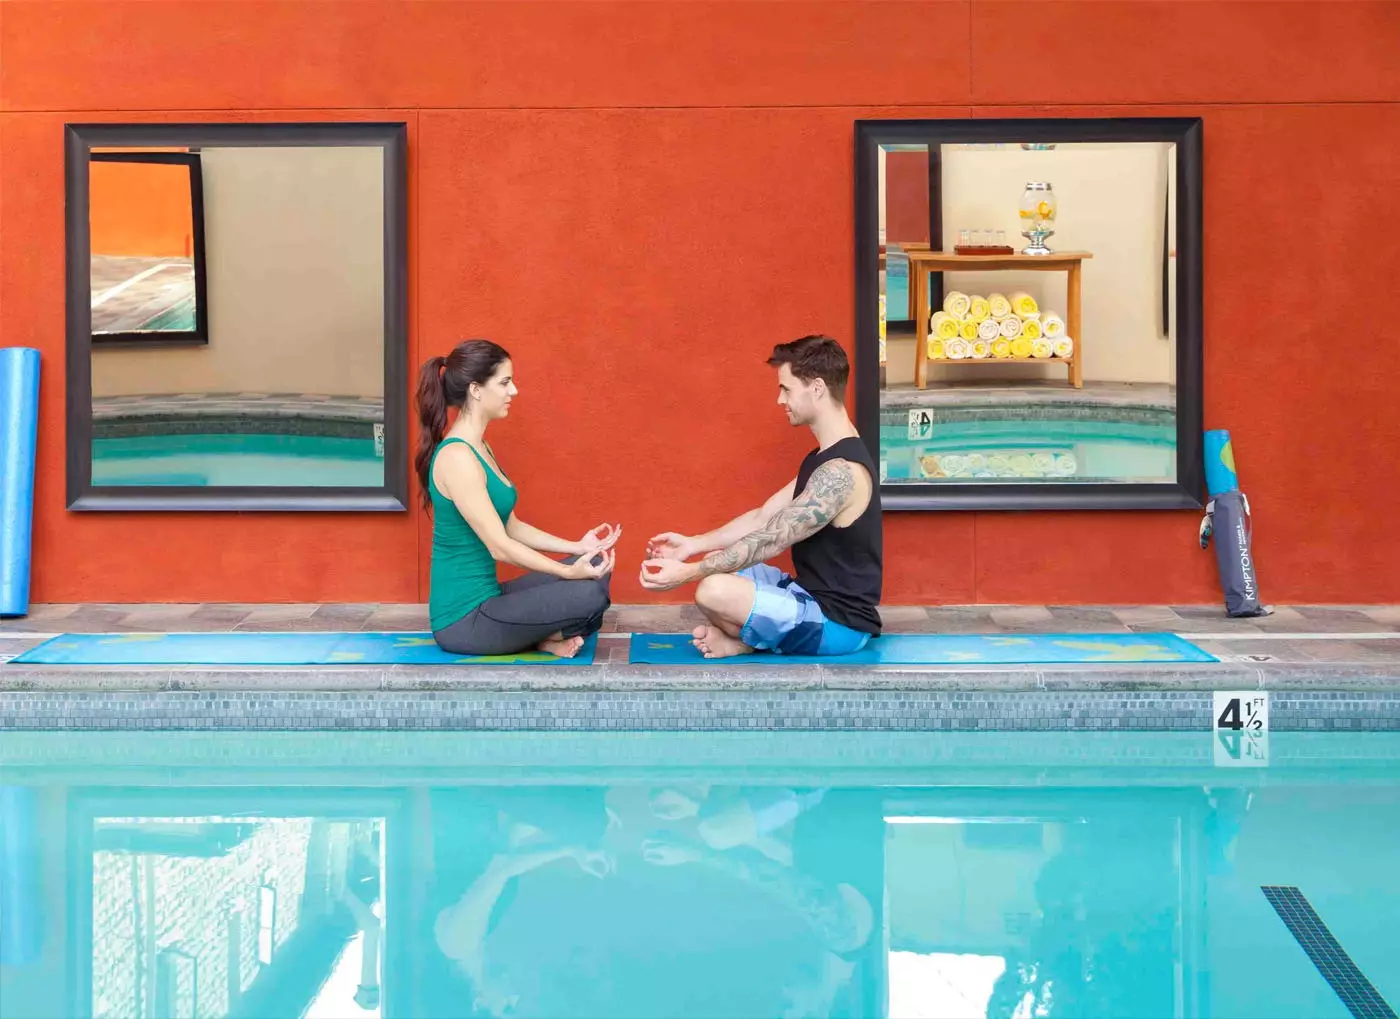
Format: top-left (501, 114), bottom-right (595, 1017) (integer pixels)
top-left (880, 419), bottom-right (1176, 484)
top-left (91, 433), bottom-right (384, 487)
top-left (3, 731), bottom-right (1398, 1019)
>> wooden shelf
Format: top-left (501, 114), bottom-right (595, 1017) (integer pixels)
top-left (908, 250), bottom-right (1091, 390)
top-left (908, 250), bottom-right (1092, 268)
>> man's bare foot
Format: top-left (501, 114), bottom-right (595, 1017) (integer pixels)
top-left (537, 635), bottom-right (585, 658)
top-left (691, 624), bottom-right (753, 659)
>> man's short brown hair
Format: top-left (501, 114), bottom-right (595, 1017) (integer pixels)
top-left (767, 335), bottom-right (850, 403)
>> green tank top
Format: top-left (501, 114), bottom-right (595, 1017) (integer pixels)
top-left (427, 437), bottom-right (518, 631)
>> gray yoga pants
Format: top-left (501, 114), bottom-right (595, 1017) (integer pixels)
top-left (433, 555), bottom-right (611, 656)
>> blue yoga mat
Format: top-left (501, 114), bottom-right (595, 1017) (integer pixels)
top-left (0, 348), bottom-right (40, 618)
top-left (1204, 429), bottom-right (1239, 497)
top-left (629, 632), bottom-right (1215, 665)
top-left (12, 631), bottom-right (597, 666)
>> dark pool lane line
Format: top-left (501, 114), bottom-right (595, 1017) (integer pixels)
top-left (1261, 885), bottom-right (1397, 1019)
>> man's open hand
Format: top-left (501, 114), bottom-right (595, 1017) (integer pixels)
top-left (646, 532), bottom-right (694, 561)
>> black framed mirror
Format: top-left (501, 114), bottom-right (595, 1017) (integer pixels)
top-left (65, 122), bottom-right (409, 511)
top-left (855, 118), bottom-right (1204, 511)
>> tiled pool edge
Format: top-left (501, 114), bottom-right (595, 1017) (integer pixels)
top-left (5, 660), bottom-right (1397, 731)
top-left (3, 686), bottom-right (1398, 731)
top-left (2, 660), bottom-right (1397, 693)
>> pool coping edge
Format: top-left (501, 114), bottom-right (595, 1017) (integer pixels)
top-left (2, 660), bottom-right (1397, 693)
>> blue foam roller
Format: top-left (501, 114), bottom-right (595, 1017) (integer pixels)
top-left (0, 347), bottom-right (40, 617)
top-left (1204, 428), bottom-right (1239, 498)
top-left (0, 786), bottom-right (42, 965)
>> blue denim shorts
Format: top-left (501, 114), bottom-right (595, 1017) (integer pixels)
top-left (737, 564), bottom-right (871, 657)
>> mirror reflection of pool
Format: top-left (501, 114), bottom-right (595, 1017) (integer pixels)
top-left (91, 433), bottom-right (383, 488)
top-left (880, 419), bottom-right (1176, 484)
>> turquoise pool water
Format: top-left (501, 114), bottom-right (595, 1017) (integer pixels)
top-left (881, 420), bottom-right (1177, 484)
top-left (91, 433), bottom-right (383, 487)
top-left (2, 730), bottom-right (1397, 1018)
top-left (887, 267), bottom-right (913, 322)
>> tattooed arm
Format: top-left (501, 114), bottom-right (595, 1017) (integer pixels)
top-left (638, 461), bottom-right (858, 591)
top-left (693, 460), bottom-right (855, 578)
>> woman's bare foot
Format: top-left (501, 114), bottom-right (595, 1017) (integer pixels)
top-left (537, 635), bottom-right (585, 658)
top-left (691, 624), bottom-right (753, 659)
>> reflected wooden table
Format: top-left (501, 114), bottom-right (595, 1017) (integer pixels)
top-left (908, 250), bottom-right (1092, 390)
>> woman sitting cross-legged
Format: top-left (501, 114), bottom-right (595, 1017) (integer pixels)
top-left (416, 339), bottom-right (617, 658)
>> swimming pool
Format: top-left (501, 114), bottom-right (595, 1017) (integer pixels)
top-left (91, 433), bottom-right (383, 487)
top-left (2, 730), bottom-right (1396, 1018)
top-left (880, 420), bottom-right (1177, 484)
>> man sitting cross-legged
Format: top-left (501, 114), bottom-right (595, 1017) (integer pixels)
top-left (640, 335), bottom-right (883, 658)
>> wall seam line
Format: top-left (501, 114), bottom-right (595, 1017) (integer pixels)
top-left (5, 100), bottom-right (1400, 116)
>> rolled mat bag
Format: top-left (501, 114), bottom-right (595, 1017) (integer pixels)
top-left (0, 347), bottom-right (41, 617)
top-left (1200, 490), bottom-right (1268, 617)
top-left (1199, 429), bottom-right (1269, 617)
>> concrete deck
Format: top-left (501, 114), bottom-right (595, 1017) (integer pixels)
top-left (3, 603), bottom-right (1397, 693)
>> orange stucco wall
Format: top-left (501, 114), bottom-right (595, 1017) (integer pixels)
top-left (89, 159), bottom-right (193, 258)
top-left (2, 1), bottom-right (1398, 605)
top-left (885, 152), bottom-right (931, 247)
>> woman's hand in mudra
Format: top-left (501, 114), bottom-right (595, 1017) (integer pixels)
top-left (577, 522), bottom-right (622, 556)
top-left (564, 549), bottom-right (615, 581)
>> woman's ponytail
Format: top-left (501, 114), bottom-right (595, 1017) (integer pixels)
top-left (414, 355), bottom-right (450, 509)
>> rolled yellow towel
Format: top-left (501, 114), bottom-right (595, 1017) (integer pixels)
top-left (1010, 336), bottom-right (1032, 358)
top-left (1041, 312), bottom-right (1065, 339)
top-left (1052, 336), bottom-right (1074, 359)
top-left (988, 293), bottom-right (1012, 319)
top-left (1010, 291), bottom-right (1039, 317)
top-left (970, 338), bottom-right (992, 359)
top-left (1031, 337), bottom-right (1053, 359)
top-left (997, 315), bottom-right (1023, 339)
top-left (992, 337), bottom-right (1012, 359)
top-left (939, 454), bottom-right (970, 477)
top-left (1021, 317), bottom-right (1043, 341)
top-left (928, 337), bottom-right (946, 360)
top-left (943, 291), bottom-right (971, 318)
top-left (958, 319), bottom-right (980, 341)
top-left (967, 296), bottom-right (991, 322)
top-left (946, 338), bottom-right (971, 360)
top-left (976, 318), bottom-right (1000, 342)
top-left (931, 312), bottom-right (960, 341)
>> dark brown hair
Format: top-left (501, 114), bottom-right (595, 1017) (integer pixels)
top-left (767, 334), bottom-right (850, 403)
top-left (414, 339), bottom-right (511, 509)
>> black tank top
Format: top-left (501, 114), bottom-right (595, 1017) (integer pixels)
top-left (790, 436), bottom-right (883, 635)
